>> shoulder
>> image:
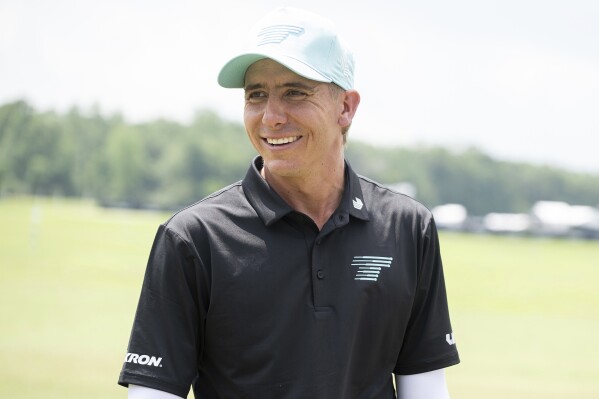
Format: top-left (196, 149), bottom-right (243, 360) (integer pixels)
top-left (161, 180), bottom-right (249, 238)
top-left (358, 174), bottom-right (433, 222)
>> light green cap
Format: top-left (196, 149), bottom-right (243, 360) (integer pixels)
top-left (217, 7), bottom-right (355, 90)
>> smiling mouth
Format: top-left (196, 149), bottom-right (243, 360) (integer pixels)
top-left (265, 136), bottom-right (301, 146)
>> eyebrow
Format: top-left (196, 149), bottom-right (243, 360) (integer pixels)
top-left (244, 81), bottom-right (318, 92)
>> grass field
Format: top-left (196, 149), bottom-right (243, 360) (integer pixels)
top-left (1, 197), bottom-right (598, 398)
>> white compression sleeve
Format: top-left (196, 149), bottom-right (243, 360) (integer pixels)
top-left (128, 371), bottom-right (450, 399)
top-left (395, 369), bottom-right (451, 399)
top-left (128, 384), bottom-right (184, 399)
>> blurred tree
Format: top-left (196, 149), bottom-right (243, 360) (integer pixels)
top-left (99, 125), bottom-right (147, 207)
top-left (0, 101), bottom-right (34, 194)
top-left (1, 100), bottom-right (597, 214)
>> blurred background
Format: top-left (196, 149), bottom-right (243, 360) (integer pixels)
top-left (1, 0), bottom-right (598, 398)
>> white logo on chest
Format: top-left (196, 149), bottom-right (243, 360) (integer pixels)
top-left (351, 256), bottom-right (392, 281)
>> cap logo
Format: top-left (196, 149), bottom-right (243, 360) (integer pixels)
top-left (257, 24), bottom-right (304, 46)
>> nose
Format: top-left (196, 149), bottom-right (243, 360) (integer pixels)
top-left (262, 97), bottom-right (287, 128)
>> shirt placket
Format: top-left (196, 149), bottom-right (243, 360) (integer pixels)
top-left (310, 211), bottom-right (349, 312)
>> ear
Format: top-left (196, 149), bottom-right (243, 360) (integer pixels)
top-left (338, 90), bottom-right (361, 129)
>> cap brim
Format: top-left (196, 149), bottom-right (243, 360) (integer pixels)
top-left (217, 52), bottom-right (332, 88)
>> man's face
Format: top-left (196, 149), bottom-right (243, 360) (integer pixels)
top-left (243, 59), bottom-right (348, 179)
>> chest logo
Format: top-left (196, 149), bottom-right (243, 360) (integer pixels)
top-left (351, 256), bottom-right (392, 281)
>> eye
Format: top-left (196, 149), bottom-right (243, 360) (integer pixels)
top-left (286, 90), bottom-right (308, 99)
top-left (246, 91), bottom-right (267, 102)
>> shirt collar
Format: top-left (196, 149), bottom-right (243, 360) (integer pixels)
top-left (242, 156), bottom-right (370, 227)
top-left (341, 160), bottom-right (370, 222)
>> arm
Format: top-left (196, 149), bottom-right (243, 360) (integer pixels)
top-left (395, 369), bottom-right (450, 399)
top-left (128, 384), bottom-right (184, 399)
top-left (118, 225), bottom-right (203, 396)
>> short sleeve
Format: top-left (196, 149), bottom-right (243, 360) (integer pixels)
top-left (393, 218), bottom-right (460, 375)
top-left (118, 225), bottom-right (201, 398)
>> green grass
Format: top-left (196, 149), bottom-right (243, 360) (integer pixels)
top-left (1, 197), bottom-right (598, 398)
top-left (442, 233), bottom-right (599, 398)
top-left (0, 197), bottom-right (168, 399)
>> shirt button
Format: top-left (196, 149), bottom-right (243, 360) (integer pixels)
top-left (316, 270), bottom-right (325, 279)
top-left (316, 239), bottom-right (322, 246)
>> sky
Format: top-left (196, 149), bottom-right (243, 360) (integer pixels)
top-left (1, 0), bottom-right (598, 173)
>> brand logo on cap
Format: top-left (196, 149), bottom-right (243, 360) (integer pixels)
top-left (257, 25), bottom-right (304, 46)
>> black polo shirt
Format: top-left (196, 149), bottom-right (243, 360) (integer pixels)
top-left (119, 156), bottom-right (459, 398)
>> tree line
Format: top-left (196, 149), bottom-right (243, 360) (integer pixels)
top-left (1, 100), bottom-right (597, 215)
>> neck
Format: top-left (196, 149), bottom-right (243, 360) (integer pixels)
top-left (261, 159), bottom-right (345, 230)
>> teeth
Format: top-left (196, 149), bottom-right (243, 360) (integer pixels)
top-left (266, 136), bottom-right (300, 145)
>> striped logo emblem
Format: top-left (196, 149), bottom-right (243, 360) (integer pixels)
top-left (351, 256), bottom-right (393, 281)
top-left (257, 25), bottom-right (304, 46)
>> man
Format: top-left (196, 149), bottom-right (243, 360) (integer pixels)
top-left (119, 7), bottom-right (459, 399)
